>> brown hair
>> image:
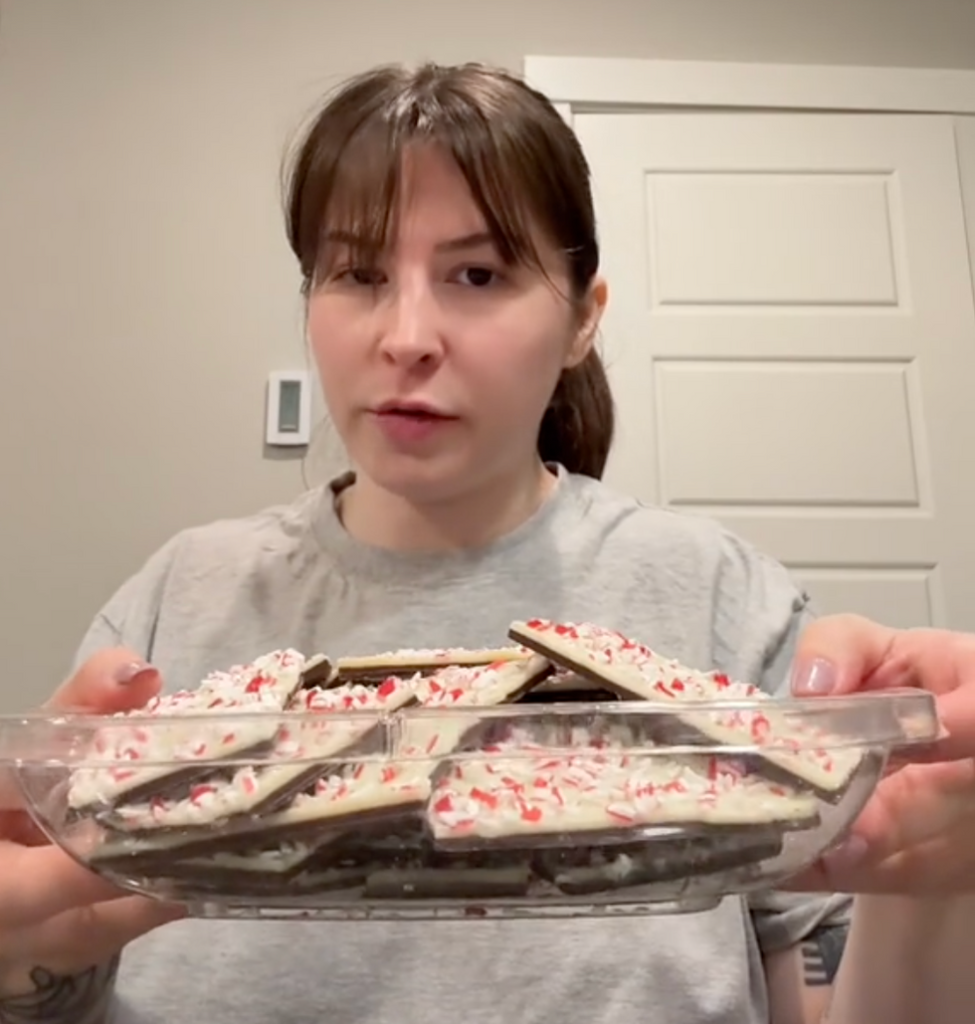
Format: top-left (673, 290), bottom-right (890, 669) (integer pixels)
top-left (283, 62), bottom-right (615, 479)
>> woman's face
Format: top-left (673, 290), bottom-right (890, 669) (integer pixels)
top-left (307, 144), bottom-right (602, 505)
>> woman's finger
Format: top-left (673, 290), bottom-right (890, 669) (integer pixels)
top-left (0, 767), bottom-right (26, 813)
top-left (782, 762), bottom-right (975, 894)
top-left (45, 649), bottom-right (160, 714)
top-left (791, 616), bottom-right (975, 700)
top-left (0, 842), bottom-right (130, 927)
top-left (0, 650), bottom-right (162, 836)
top-left (847, 760), bottom-right (975, 855)
top-left (26, 895), bottom-right (186, 973)
top-left (786, 826), bottom-right (975, 895)
top-left (924, 685), bottom-right (975, 763)
top-left (790, 614), bottom-right (898, 696)
top-left (1, 650), bottom-right (160, 811)
top-left (83, 894), bottom-right (186, 952)
top-left (0, 809), bottom-right (47, 846)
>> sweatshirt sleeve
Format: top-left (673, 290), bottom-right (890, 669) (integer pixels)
top-left (712, 528), bottom-right (853, 954)
top-left (70, 534), bottom-right (184, 672)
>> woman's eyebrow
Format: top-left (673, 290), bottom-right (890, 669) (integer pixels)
top-left (321, 230), bottom-right (496, 252)
top-left (435, 231), bottom-right (495, 253)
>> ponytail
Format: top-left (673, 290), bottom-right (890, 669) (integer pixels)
top-left (537, 349), bottom-right (615, 480)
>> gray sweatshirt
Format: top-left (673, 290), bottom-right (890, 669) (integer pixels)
top-left (72, 467), bottom-right (848, 1023)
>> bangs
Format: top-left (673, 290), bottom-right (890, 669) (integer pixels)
top-left (285, 65), bottom-right (570, 292)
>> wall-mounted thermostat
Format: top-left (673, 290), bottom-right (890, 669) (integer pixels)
top-left (266, 370), bottom-right (312, 446)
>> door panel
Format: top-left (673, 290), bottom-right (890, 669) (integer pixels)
top-left (575, 111), bottom-right (975, 628)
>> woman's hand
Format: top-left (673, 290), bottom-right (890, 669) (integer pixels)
top-left (0, 650), bottom-right (185, 999)
top-left (785, 614), bottom-right (975, 895)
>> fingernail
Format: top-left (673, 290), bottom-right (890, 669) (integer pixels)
top-left (113, 661), bottom-right (154, 685)
top-left (792, 658), bottom-right (837, 696)
top-left (824, 834), bottom-right (870, 872)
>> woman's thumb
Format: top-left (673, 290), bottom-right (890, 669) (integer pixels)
top-left (45, 649), bottom-right (161, 714)
top-left (790, 613), bottom-right (897, 697)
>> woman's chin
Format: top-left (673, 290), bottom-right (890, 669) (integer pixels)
top-left (354, 451), bottom-right (472, 506)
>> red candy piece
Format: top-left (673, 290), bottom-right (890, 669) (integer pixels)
top-left (244, 674), bottom-right (272, 693)
top-left (470, 787), bottom-right (499, 809)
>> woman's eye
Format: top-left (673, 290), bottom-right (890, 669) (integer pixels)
top-left (455, 265), bottom-right (499, 288)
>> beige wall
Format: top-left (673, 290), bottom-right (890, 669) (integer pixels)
top-left (1, 0), bottom-right (975, 711)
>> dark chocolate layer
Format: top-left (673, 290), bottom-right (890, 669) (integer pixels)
top-left (364, 865), bottom-right (532, 899)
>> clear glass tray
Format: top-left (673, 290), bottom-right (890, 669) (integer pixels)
top-left (0, 683), bottom-right (939, 920)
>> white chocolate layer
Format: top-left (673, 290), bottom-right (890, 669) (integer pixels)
top-left (335, 646), bottom-right (528, 676)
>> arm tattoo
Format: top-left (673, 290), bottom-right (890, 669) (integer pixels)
top-left (0, 955), bottom-right (120, 1024)
top-left (801, 923), bottom-right (849, 987)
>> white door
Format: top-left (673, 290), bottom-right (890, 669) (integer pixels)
top-left (574, 111), bottom-right (975, 630)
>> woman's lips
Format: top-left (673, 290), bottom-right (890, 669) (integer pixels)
top-left (370, 407), bottom-right (459, 446)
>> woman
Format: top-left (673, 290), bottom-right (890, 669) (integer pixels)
top-left (1, 62), bottom-right (972, 1024)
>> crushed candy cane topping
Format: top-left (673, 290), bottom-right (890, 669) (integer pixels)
top-left (514, 620), bottom-right (862, 785)
top-left (68, 650), bottom-right (308, 809)
top-left (427, 732), bottom-right (818, 838)
top-left (68, 630), bottom-right (865, 848)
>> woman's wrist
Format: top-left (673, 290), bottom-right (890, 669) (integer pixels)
top-left (0, 955), bottom-right (120, 1023)
top-left (829, 893), bottom-right (975, 1024)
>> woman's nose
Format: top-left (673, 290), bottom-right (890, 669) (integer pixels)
top-left (376, 279), bottom-right (445, 367)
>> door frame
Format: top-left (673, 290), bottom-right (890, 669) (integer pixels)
top-left (523, 56), bottom-right (975, 121)
top-left (523, 55), bottom-right (975, 360)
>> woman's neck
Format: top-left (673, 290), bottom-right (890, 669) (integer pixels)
top-left (337, 460), bottom-right (558, 553)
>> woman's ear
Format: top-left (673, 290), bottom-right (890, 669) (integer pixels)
top-left (565, 277), bottom-right (609, 369)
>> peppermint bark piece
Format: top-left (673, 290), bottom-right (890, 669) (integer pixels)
top-left (150, 842), bottom-right (369, 898)
top-left (68, 649), bottom-right (309, 814)
top-left (99, 676), bottom-right (417, 833)
top-left (194, 655), bottom-right (555, 847)
top-left (519, 667), bottom-right (619, 702)
top-left (427, 735), bottom-right (819, 848)
top-left (298, 654), bottom-right (333, 688)
top-left (363, 864), bottom-right (532, 900)
top-left (349, 654), bottom-right (557, 808)
top-left (155, 841), bottom-right (318, 892)
top-left (332, 646), bottom-right (530, 684)
top-left (534, 828), bottom-right (785, 895)
top-left (324, 654), bottom-right (553, 784)
top-left (508, 620), bottom-right (865, 798)
top-left (88, 656), bottom-right (552, 866)
top-left (411, 655), bottom-right (553, 707)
